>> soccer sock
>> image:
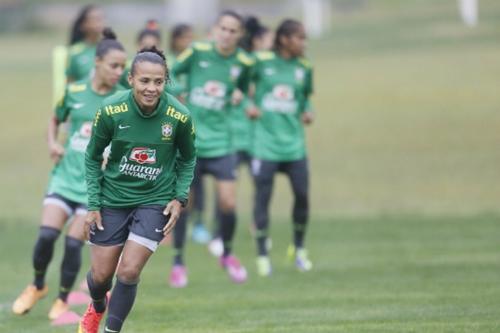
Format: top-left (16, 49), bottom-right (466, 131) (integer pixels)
top-left (255, 229), bottom-right (268, 256)
top-left (105, 278), bottom-right (138, 332)
top-left (292, 201), bottom-right (308, 249)
top-left (289, 160), bottom-right (309, 249)
top-left (219, 211), bottom-right (236, 257)
top-left (32, 226), bottom-right (61, 289)
top-left (86, 271), bottom-right (112, 313)
top-left (173, 212), bottom-right (188, 266)
top-left (293, 224), bottom-right (307, 249)
top-left (58, 236), bottom-right (83, 302)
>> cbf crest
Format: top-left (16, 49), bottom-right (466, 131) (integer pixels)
top-left (161, 122), bottom-right (173, 140)
top-left (230, 65), bottom-right (242, 81)
top-left (295, 67), bottom-right (305, 82)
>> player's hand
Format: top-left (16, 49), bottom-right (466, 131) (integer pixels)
top-left (302, 112), bottom-right (314, 125)
top-left (246, 105), bottom-right (261, 119)
top-left (231, 89), bottom-right (244, 106)
top-left (84, 211), bottom-right (103, 240)
top-left (49, 142), bottom-right (65, 164)
top-left (162, 200), bottom-right (182, 236)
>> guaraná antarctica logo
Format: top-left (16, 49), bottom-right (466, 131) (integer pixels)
top-left (119, 147), bottom-right (162, 181)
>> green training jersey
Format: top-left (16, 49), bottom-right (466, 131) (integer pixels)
top-left (229, 95), bottom-right (252, 153)
top-left (171, 41), bottom-right (253, 158)
top-left (119, 59), bottom-right (133, 89)
top-left (251, 51), bottom-right (313, 161)
top-left (86, 90), bottom-right (196, 211)
top-left (47, 79), bottom-right (120, 204)
top-left (66, 42), bottom-right (96, 81)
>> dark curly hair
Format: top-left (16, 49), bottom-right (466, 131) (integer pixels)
top-left (130, 46), bottom-right (169, 81)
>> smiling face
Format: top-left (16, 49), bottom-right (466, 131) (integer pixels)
top-left (128, 61), bottom-right (166, 112)
top-left (214, 15), bottom-right (243, 54)
top-left (95, 49), bottom-right (127, 87)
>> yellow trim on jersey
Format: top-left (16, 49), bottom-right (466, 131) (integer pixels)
top-left (68, 83), bottom-right (87, 93)
top-left (298, 57), bottom-right (312, 69)
top-left (193, 42), bottom-right (213, 51)
top-left (237, 51), bottom-right (254, 66)
top-left (177, 48), bottom-right (193, 63)
top-left (255, 51), bottom-right (275, 61)
top-left (68, 42), bottom-right (86, 55)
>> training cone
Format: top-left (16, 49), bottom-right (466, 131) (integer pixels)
top-left (51, 310), bottom-right (81, 326)
top-left (67, 291), bottom-right (91, 305)
top-left (78, 280), bottom-right (89, 292)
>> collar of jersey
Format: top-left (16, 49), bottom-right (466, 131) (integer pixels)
top-left (212, 41), bottom-right (237, 59)
top-left (128, 90), bottom-right (168, 119)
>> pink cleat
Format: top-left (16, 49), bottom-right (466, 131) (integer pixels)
top-left (169, 265), bottom-right (188, 288)
top-left (220, 255), bottom-right (247, 283)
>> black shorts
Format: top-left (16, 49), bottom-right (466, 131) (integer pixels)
top-left (44, 193), bottom-right (87, 216)
top-left (235, 151), bottom-right (251, 167)
top-left (251, 158), bottom-right (309, 181)
top-left (195, 154), bottom-right (237, 181)
top-left (89, 205), bottom-right (168, 252)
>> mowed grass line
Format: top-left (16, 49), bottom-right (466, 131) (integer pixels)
top-left (1, 215), bottom-right (499, 332)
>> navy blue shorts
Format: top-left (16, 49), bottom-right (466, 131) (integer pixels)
top-left (89, 205), bottom-right (168, 252)
top-left (44, 193), bottom-right (87, 216)
top-left (195, 154), bottom-right (237, 181)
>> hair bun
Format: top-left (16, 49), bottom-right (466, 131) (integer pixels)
top-left (146, 19), bottom-right (159, 31)
top-left (102, 27), bottom-right (117, 40)
top-left (245, 16), bottom-right (261, 34)
top-left (138, 45), bottom-right (166, 61)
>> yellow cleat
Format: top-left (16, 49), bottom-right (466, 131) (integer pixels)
top-left (12, 284), bottom-right (49, 315)
top-left (48, 298), bottom-right (69, 320)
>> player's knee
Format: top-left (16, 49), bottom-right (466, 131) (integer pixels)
top-left (91, 267), bottom-right (114, 285)
top-left (116, 264), bottom-right (141, 284)
top-left (219, 197), bottom-right (236, 213)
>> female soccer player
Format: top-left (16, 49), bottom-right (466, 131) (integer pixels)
top-left (12, 29), bottom-right (126, 319)
top-left (78, 46), bottom-right (196, 333)
top-left (66, 5), bottom-right (105, 82)
top-left (120, 20), bottom-right (162, 89)
top-left (204, 15), bottom-right (274, 257)
top-left (167, 10), bottom-right (253, 288)
top-left (249, 19), bottom-right (314, 277)
top-left (231, 16), bottom-right (273, 166)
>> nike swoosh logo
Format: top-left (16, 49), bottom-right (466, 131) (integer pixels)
top-left (104, 327), bottom-right (119, 333)
top-left (72, 103), bottom-right (85, 109)
top-left (155, 228), bottom-right (164, 233)
top-left (118, 124), bottom-right (131, 129)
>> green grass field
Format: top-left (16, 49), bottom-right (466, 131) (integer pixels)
top-left (1, 1), bottom-right (500, 332)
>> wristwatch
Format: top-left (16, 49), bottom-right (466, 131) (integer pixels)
top-left (176, 197), bottom-right (188, 208)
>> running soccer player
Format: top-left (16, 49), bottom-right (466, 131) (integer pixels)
top-left (66, 5), bottom-right (105, 82)
top-left (231, 16), bottom-right (273, 167)
top-left (166, 23), bottom-right (216, 245)
top-left (249, 19), bottom-right (314, 276)
top-left (12, 29), bottom-right (126, 319)
top-left (120, 20), bottom-right (162, 89)
top-left (168, 10), bottom-right (253, 287)
top-left (204, 15), bottom-right (274, 257)
top-left (78, 46), bottom-right (196, 333)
